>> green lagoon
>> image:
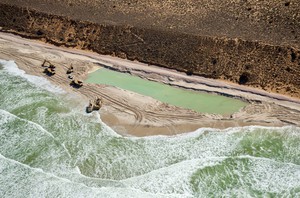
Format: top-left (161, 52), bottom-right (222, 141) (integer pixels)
top-left (1, 60), bottom-right (300, 198)
top-left (86, 68), bottom-right (247, 115)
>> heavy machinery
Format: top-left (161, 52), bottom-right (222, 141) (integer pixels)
top-left (66, 64), bottom-right (74, 74)
top-left (42, 60), bottom-right (56, 69)
top-left (42, 60), bottom-right (56, 76)
top-left (86, 97), bottom-right (103, 113)
top-left (43, 67), bottom-right (55, 76)
top-left (70, 79), bottom-right (83, 88)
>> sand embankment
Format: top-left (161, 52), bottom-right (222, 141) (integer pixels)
top-left (1, 32), bottom-right (300, 136)
top-left (0, 1), bottom-right (300, 98)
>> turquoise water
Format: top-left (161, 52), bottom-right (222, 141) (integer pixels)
top-left (0, 60), bottom-right (300, 197)
top-left (86, 68), bottom-right (247, 115)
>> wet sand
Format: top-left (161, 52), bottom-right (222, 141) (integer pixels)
top-left (1, 32), bottom-right (300, 137)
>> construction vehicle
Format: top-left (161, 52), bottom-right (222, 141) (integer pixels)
top-left (86, 97), bottom-right (103, 113)
top-left (42, 60), bottom-right (56, 69)
top-left (70, 79), bottom-right (83, 88)
top-left (42, 60), bottom-right (56, 76)
top-left (43, 67), bottom-right (56, 76)
top-left (66, 64), bottom-right (74, 74)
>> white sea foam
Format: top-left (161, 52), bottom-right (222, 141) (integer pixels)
top-left (1, 57), bottom-right (300, 197)
top-left (0, 108), bottom-right (74, 170)
top-left (0, 59), bottom-right (65, 94)
top-left (0, 154), bottom-right (180, 198)
top-left (0, 109), bottom-right (56, 139)
top-left (223, 155), bottom-right (300, 196)
top-left (93, 111), bottom-right (121, 137)
top-left (133, 125), bottom-right (300, 141)
top-left (121, 153), bottom-right (300, 197)
top-left (121, 158), bottom-right (224, 196)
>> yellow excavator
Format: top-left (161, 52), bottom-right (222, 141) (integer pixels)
top-left (42, 60), bottom-right (56, 76)
top-left (66, 64), bottom-right (74, 74)
top-left (70, 79), bottom-right (83, 88)
top-left (86, 97), bottom-right (103, 113)
top-left (43, 67), bottom-right (56, 75)
top-left (42, 60), bottom-right (55, 68)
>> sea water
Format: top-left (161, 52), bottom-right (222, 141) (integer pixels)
top-left (0, 60), bottom-right (299, 198)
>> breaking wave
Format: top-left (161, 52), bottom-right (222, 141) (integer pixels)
top-left (0, 60), bottom-right (300, 197)
top-left (0, 59), bottom-right (64, 94)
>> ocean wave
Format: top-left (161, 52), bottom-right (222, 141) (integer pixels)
top-left (121, 157), bottom-right (225, 196)
top-left (0, 154), bottom-right (181, 198)
top-left (0, 108), bottom-right (73, 170)
top-left (0, 59), bottom-right (65, 94)
top-left (120, 154), bottom-right (300, 196)
top-left (0, 109), bottom-right (56, 139)
top-left (1, 58), bottom-right (300, 197)
top-left (189, 155), bottom-right (300, 197)
top-left (133, 125), bottom-right (300, 140)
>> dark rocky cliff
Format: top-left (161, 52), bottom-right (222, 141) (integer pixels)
top-left (0, 1), bottom-right (300, 97)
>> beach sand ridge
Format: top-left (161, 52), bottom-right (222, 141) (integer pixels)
top-left (1, 32), bottom-right (300, 136)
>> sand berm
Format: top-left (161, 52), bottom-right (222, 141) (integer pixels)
top-left (1, 32), bottom-right (300, 136)
top-left (0, 0), bottom-right (300, 97)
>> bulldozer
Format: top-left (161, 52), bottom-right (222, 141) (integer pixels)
top-left (86, 97), bottom-right (103, 113)
top-left (70, 79), bottom-right (83, 88)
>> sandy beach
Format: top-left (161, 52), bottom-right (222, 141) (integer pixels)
top-left (1, 32), bottom-right (300, 137)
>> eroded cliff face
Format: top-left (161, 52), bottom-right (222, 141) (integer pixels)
top-left (0, 3), bottom-right (300, 97)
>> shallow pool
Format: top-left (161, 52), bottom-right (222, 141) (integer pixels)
top-left (85, 68), bottom-right (247, 115)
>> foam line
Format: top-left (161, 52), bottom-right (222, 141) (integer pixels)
top-left (0, 109), bottom-right (55, 139)
top-left (121, 157), bottom-right (225, 182)
top-left (0, 154), bottom-right (182, 198)
top-left (234, 155), bottom-right (300, 167)
top-left (0, 59), bottom-right (65, 94)
top-left (0, 153), bottom-right (72, 183)
top-left (131, 125), bottom-right (300, 140)
top-left (0, 109), bottom-right (73, 159)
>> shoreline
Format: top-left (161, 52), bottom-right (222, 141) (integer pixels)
top-left (1, 1), bottom-right (300, 99)
top-left (1, 32), bottom-right (300, 137)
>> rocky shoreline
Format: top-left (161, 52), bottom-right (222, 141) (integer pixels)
top-left (0, 1), bottom-right (300, 98)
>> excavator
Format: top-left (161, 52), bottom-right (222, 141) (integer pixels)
top-left (43, 67), bottom-right (56, 75)
top-left (86, 97), bottom-right (103, 113)
top-left (42, 60), bottom-right (56, 76)
top-left (66, 64), bottom-right (74, 74)
top-left (42, 60), bottom-right (55, 68)
top-left (70, 79), bottom-right (83, 88)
